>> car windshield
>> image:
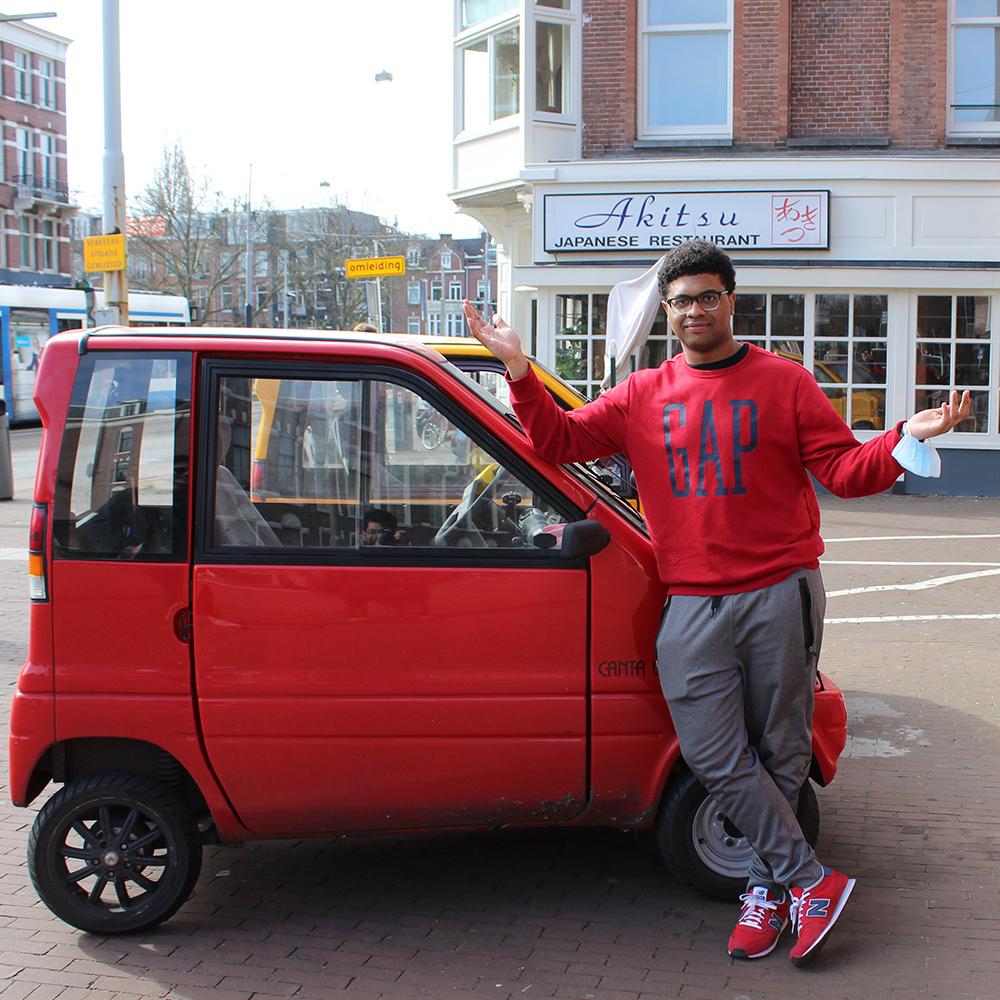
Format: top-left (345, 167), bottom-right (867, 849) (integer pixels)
top-left (437, 359), bottom-right (644, 526)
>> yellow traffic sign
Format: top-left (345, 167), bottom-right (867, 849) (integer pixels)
top-left (345, 256), bottom-right (405, 278)
top-left (84, 234), bottom-right (127, 272)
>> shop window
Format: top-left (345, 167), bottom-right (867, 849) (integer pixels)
top-left (814, 294), bottom-right (888, 431)
top-left (643, 290), bottom-right (887, 431)
top-left (949, 0), bottom-right (1000, 134)
top-left (641, 0), bottom-right (733, 139)
top-left (554, 293), bottom-right (608, 398)
top-left (915, 295), bottom-right (991, 432)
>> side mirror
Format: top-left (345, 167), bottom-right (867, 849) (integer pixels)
top-left (559, 519), bottom-right (611, 559)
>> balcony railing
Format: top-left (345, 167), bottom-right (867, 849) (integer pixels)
top-left (14, 174), bottom-right (70, 204)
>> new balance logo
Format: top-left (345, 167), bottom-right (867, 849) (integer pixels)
top-left (805, 898), bottom-right (831, 918)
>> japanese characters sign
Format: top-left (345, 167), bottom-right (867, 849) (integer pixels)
top-left (542, 191), bottom-right (829, 253)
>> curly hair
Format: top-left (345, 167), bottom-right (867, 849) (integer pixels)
top-left (657, 239), bottom-right (737, 299)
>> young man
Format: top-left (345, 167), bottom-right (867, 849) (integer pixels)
top-left (463, 240), bottom-right (970, 967)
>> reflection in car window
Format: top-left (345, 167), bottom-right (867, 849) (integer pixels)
top-left (211, 373), bottom-right (571, 551)
top-left (53, 353), bottom-right (191, 560)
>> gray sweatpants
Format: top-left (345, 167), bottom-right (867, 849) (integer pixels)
top-left (655, 567), bottom-right (827, 893)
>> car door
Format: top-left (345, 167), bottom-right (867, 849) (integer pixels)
top-left (191, 359), bottom-right (590, 837)
top-left (49, 351), bottom-right (194, 742)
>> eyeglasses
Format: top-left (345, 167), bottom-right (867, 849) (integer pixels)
top-left (663, 290), bottom-right (729, 313)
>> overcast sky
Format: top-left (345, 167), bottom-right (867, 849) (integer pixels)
top-left (36, 1), bottom-right (480, 237)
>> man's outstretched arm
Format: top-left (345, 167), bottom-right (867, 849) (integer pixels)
top-left (463, 300), bottom-right (530, 380)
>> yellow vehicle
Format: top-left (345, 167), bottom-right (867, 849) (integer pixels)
top-left (420, 336), bottom-right (588, 412)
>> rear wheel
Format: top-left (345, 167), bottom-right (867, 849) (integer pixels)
top-left (655, 767), bottom-right (819, 900)
top-left (28, 771), bottom-right (202, 934)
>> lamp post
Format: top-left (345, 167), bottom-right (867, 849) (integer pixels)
top-left (101, 0), bottom-right (127, 324)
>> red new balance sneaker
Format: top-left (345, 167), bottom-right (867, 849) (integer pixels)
top-left (789, 869), bottom-right (856, 967)
top-left (728, 886), bottom-right (790, 959)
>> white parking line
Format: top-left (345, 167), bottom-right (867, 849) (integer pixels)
top-left (825, 534), bottom-right (1000, 542)
top-left (826, 567), bottom-right (1000, 598)
top-left (827, 613), bottom-right (1000, 624)
top-left (822, 533), bottom-right (1000, 624)
top-left (822, 560), bottom-right (1000, 566)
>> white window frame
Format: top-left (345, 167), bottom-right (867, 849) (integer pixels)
top-left (38, 58), bottom-right (56, 110)
top-left (533, 10), bottom-right (573, 119)
top-left (19, 216), bottom-right (34, 270)
top-left (13, 49), bottom-right (30, 103)
top-left (912, 291), bottom-right (997, 437)
top-left (455, 4), bottom-right (521, 137)
top-left (948, 1), bottom-right (1000, 135)
top-left (16, 128), bottom-right (31, 181)
top-left (40, 219), bottom-right (56, 271)
top-left (449, 280), bottom-right (463, 300)
top-left (407, 316), bottom-right (421, 334)
top-left (446, 311), bottom-right (465, 336)
top-left (639, 0), bottom-right (734, 140)
top-left (41, 134), bottom-right (56, 187)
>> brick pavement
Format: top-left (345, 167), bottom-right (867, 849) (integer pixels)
top-left (1, 472), bottom-right (998, 1000)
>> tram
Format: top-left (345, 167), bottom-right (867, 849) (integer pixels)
top-left (0, 285), bottom-right (190, 423)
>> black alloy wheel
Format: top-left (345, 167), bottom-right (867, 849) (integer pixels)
top-left (28, 771), bottom-right (203, 934)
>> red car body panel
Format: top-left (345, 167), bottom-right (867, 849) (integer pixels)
top-left (9, 327), bottom-right (848, 851)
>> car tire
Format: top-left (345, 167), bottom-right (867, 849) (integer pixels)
top-left (655, 767), bottom-right (820, 900)
top-left (28, 771), bottom-right (203, 934)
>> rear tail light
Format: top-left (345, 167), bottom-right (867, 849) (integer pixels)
top-left (28, 503), bottom-right (48, 602)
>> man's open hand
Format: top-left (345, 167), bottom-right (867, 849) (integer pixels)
top-left (907, 389), bottom-right (973, 440)
top-left (463, 300), bottom-right (530, 380)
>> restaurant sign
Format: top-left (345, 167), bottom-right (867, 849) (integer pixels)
top-left (542, 191), bottom-right (829, 253)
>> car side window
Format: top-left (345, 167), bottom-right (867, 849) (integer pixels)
top-left (210, 372), bottom-right (571, 552)
top-left (53, 352), bottom-right (191, 560)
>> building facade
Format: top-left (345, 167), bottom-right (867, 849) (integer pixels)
top-left (390, 233), bottom-right (498, 338)
top-left (0, 18), bottom-right (74, 286)
top-left (449, 0), bottom-right (1000, 496)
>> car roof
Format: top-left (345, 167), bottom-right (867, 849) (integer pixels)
top-left (70, 326), bottom-right (453, 364)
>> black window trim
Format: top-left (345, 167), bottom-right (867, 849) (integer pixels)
top-left (196, 357), bottom-right (590, 567)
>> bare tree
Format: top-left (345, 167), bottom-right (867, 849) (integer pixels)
top-left (279, 205), bottom-right (405, 330)
top-left (128, 141), bottom-right (244, 326)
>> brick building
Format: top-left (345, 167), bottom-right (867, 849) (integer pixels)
top-left (449, 0), bottom-right (1000, 496)
top-left (0, 17), bottom-right (74, 285)
top-left (389, 232), bottom-right (497, 337)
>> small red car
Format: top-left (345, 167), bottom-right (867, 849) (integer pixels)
top-left (10, 327), bottom-right (847, 934)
